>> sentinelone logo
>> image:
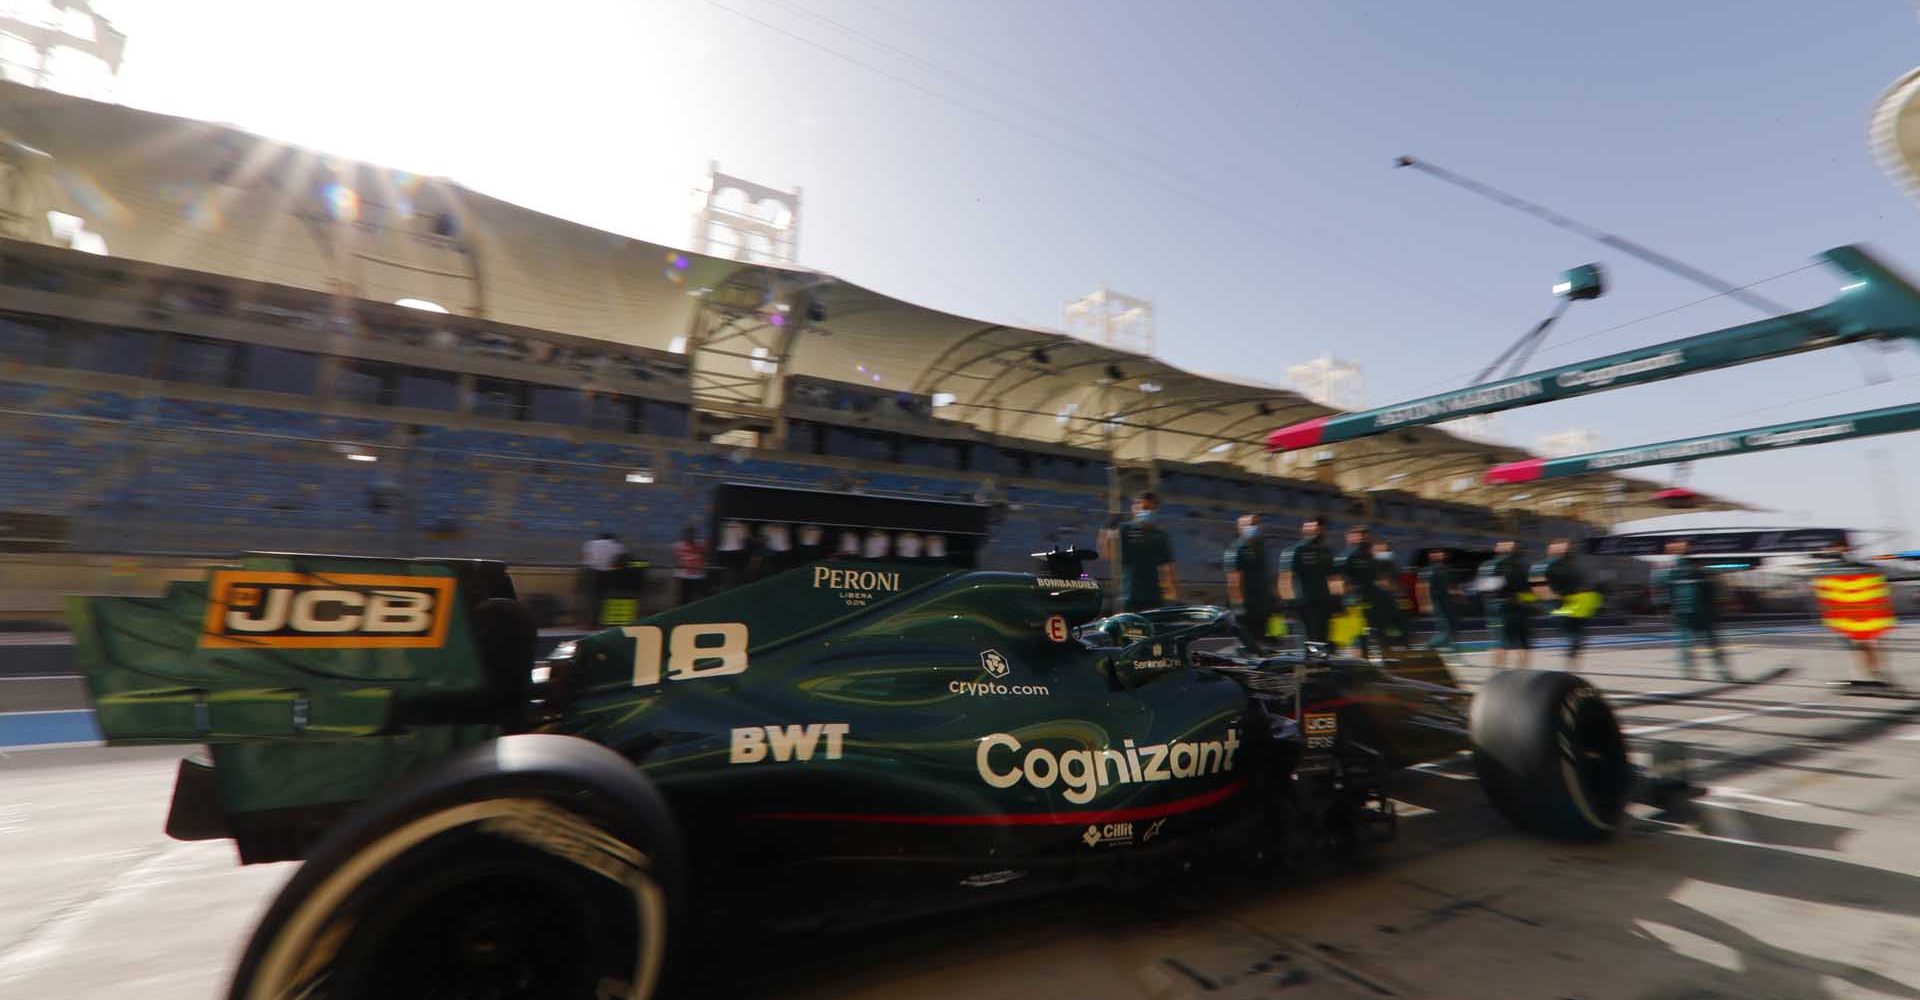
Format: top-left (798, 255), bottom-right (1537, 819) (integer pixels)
top-left (200, 571), bottom-right (456, 649)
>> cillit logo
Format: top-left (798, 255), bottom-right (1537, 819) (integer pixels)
top-left (981, 649), bottom-right (1010, 678)
top-left (201, 571), bottom-right (456, 649)
top-left (1082, 822), bottom-right (1133, 847)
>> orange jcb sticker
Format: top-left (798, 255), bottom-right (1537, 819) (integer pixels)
top-left (199, 571), bottom-right (457, 649)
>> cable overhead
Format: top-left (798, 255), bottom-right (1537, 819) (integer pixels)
top-left (702, 0), bottom-right (1515, 326)
top-left (1397, 155), bottom-right (1889, 385)
top-left (1395, 263), bottom-right (1825, 398)
top-left (1395, 155), bottom-right (1792, 316)
top-left (758, 0), bottom-right (1191, 189)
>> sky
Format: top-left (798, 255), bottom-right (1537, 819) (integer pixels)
top-left (61, 0), bottom-right (1920, 546)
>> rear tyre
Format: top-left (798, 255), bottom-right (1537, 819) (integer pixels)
top-left (1470, 669), bottom-right (1629, 841)
top-left (228, 736), bottom-right (680, 1000)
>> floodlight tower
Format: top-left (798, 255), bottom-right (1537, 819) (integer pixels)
top-left (1538, 429), bottom-right (1600, 458)
top-left (1286, 355), bottom-right (1366, 410)
top-left (1064, 286), bottom-right (1155, 355)
top-left (0, 1), bottom-right (124, 94)
top-left (691, 161), bottom-right (802, 265)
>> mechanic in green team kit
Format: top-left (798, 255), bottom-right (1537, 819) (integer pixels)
top-left (1654, 538), bottom-right (1737, 681)
top-left (1419, 548), bottom-right (1463, 652)
top-left (1532, 538), bottom-right (1595, 667)
top-left (1223, 512), bottom-right (1278, 649)
top-left (1279, 516), bottom-right (1335, 646)
top-left (1114, 490), bottom-right (1178, 611)
top-left (1478, 539), bottom-right (1534, 669)
top-left (1338, 525), bottom-right (1405, 653)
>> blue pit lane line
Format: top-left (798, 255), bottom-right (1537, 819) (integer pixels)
top-left (0, 709), bottom-right (103, 749)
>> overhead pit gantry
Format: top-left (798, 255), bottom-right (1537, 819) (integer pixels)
top-left (1268, 246), bottom-right (1920, 488)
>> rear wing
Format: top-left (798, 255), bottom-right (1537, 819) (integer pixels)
top-left (70, 553), bottom-right (518, 743)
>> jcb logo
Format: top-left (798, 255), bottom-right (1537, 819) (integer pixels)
top-left (1304, 712), bottom-right (1338, 750)
top-left (201, 571), bottom-right (456, 649)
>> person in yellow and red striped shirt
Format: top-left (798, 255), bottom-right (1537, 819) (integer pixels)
top-left (1811, 541), bottom-right (1901, 692)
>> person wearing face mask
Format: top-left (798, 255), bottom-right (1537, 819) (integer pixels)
top-left (1115, 491), bottom-right (1177, 612)
top-left (1279, 516), bottom-right (1334, 647)
top-left (1418, 548), bottom-right (1463, 653)
top-left (1223, 512), bottom-right (1277, 648)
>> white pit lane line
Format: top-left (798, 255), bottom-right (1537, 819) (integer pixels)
top-left (1694, 786), bottom-right (1806, 809)
top-left (1621, 700), bottom-right (1913, 737)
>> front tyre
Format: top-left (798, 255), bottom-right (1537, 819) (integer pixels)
top-left (229, 737), bottom-right (679, 1000)
top-left (1470, 669), bottom-right (1629, 841)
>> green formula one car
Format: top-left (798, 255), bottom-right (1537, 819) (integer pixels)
top-left (73, 527), bottom-right (1629, 1000)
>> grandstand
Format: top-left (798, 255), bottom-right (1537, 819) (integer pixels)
top-left (0, 80), bottom-right (1734, 620)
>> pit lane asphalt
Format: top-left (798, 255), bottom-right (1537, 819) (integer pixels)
top-left (2, 636), bottom-right (1917, 1000)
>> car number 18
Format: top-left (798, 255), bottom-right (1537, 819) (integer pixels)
top-left (620, 623), bottom-right (750, 686)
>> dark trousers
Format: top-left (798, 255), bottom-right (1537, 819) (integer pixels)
top-left (1236, 602), bottom-right (1274, 650)
top-left (1492, 608), bottom-right (1532, 650)
top-left (1363, 591), bottom-right (1405, 642)
top-left (1676, 617), bottom-right (1729, 677)
top-left (1560, 615), bottom-right (1587, 658)
top-left (1293, 602), bottom-right (1331, 646)
top-left (577, 568), bottom-right (602, 625)
top-left (1427, 610), bottom-right (1459, 650)
top-left (676, 577), bottom-right (707, 607)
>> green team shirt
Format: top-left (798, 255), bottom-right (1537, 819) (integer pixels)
top-left (1283, 537), bottom-right (1333, 606)
top-left (1656, 562), bottom-right (1717, 621)
top-left (1421, 562), bottom-right (1457, 614)
top-left (1119, 518), bottom-right (1173, 608)
top-left (1338, 545), bottom-right (1380, 595)
top-left (1223, 533), bottom-right (1274, 612)
top-left (1532, 555), bottom-right (1584, 597)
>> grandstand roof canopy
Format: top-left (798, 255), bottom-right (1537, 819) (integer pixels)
top-left (0, 80), bottom-right (1744, 524)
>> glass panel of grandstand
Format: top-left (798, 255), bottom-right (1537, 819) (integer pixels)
top-left (0, 314), bottom-right (56, 365)
top-left (589, 394), bottom-right (640, 433)
top-left (528, 385), bottom-right (586, 425)
top-left (242, 345), bottom-right (319, 395)
top-left (398, 368), bottom-right (460, 411)
top-left (472, 377), bottom-right (530, 421)
top-left (66, 327), bottom-right (154, 377)
top-left (165, 336), bottom-right (238, 386)
top-left (334, 359), bottom-right (392, 406)
top-left (645, 401), bottom-right (688, 437)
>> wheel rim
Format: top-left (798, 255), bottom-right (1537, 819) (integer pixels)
top-left (1557, 691), bottom-right (1629, 831)
top-left (246, 799), bottom-right (666, 1000)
